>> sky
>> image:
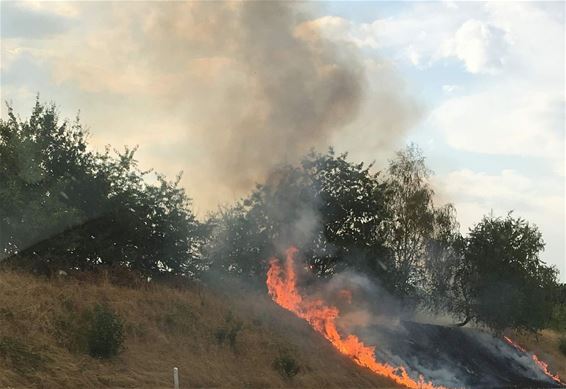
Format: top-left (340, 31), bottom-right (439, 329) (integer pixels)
top-left (1, 1), bottom-right (564, 279)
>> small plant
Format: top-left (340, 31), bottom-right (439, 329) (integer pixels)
top-left (273, 352), bottom-right (300, 379)
top-left (559, 337), bottom-right (566, 357)
top-left (86, 304), bottom-right (124, 359)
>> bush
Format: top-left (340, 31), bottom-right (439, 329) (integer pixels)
top-left (86, 304), bottom-right (124, 359)
top-left (549, 304), bottom-right (566, 332)
top-left (559, 337), bottom-right (566, 357)
top-left (0, 101), bottom-right (203, 277)
top-left (273, 352), bottom-right (300, 379)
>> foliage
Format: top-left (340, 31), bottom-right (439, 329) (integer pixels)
top-left (0, 100), bottom-right (203, 276)
top-left (273, 352), bottom-right (300, 379)
top-left (86, 304), bottom-right (124, 359)
top-left (206, 149), bottom-right (394, 285)
top-left (559, 337), bottom-right (566, 357)
top-left (452, 214), bottom-right (558, 332)
top-left (548, 284), bottom-right (566, 332)
top-left (550, 304), bottom-right (566, 332)
top-left (383, 144), bottom-right (460, 300)
top-left (1, 100), bottom-right (561, 334)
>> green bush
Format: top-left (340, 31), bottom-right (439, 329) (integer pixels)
top-left (549, 304), bottom-right (566, 332)
top-left (86, 304), bottom-right (124, 359)
top-left (273, 352), bottom-right (300, 379)
top-left (559, 337), bottom-right (566, 357)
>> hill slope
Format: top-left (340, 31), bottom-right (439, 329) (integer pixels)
top-left (0, 271), bottom-right (398, 388)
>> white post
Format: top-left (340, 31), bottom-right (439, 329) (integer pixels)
top-left (173, 367), bottom-right (179, 389)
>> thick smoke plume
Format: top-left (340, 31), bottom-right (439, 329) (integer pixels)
top-left (146, 1), bottom-right (365, 202)
top-left (50, 1), bottom-right (418, 210)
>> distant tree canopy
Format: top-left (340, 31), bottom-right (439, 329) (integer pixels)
top-left (0, 101), bottom-right (203, 276)
top-left (0, 100), bottom-right (560, 333)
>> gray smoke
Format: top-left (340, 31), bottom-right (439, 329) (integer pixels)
top-left (148, 1), bottom-right (365, 203)
top-left (32, 1), bottom-right (419, 210)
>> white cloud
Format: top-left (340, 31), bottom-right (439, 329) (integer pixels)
top-left (314, 3), bottom-right (564, 162)
top-left (432, 84), bottom-right (563, 158)
top-left (430, 2), bottom-right (564, 162)
top-left (444, 19), bottom-right (507, 74)
top-left (313, 2), bottom-right (564, 278)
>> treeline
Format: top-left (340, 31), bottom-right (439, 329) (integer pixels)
top-left (1, 101), bottom-right (563, 333)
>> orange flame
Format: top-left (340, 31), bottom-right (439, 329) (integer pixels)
top-left (503, 336), bottom-right (563, 384)
top-left (266, 246), bottom-right (447, 389)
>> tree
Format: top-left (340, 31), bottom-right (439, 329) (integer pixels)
top-left (205, 149), bottom-right (395, 284)
top-left (383, 144), bottom-right (460, 300)
top-left (454, 214), bottom-right (558, 332)
top-left (0, 100), bottom-right (203, 276)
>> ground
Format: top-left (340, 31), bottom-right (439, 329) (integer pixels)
top-left (0, 270), bottom-right (398, 388)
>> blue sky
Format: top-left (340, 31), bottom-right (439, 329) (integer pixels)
top-left (1, 1), bottom-right (564, 278)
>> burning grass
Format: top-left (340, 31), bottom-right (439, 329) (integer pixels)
top-left (0, 270), bottom-right (399, 388)
top-left (511, 329), bottom-right (566, 382)
top-left (266, 246), bottom-right (566, 388)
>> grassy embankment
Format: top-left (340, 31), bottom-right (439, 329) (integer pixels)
top-left (0, 270), bottom-right (398, 388)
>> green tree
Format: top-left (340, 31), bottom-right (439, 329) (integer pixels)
top-left (205, 149), bottom-right (395, 284)
top-left (454, 214), bottom-right (558, 332)
top-left (383, 144), bottom-right (460, 300)
top-left (0, 100), bottom-right (203, 276)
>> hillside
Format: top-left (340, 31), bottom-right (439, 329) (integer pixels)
top-left (0, 271), bottom-right (399, 388)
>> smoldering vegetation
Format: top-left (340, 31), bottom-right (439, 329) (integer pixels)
top-left (296, 267), bottom-right (562, 387)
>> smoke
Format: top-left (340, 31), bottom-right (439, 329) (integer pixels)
top-left (291, 265), bottom-right (562, 387)
top-left (145, 1), bottom-right (365, 205)
top-left (42, 1), bottom-right (419, 211)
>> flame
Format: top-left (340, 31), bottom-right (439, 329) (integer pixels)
top-left (503, 336), bottom-right (563, 384)
top-left (266, 246), bottom-right (447, 389)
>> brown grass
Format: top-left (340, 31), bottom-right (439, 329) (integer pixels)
top-left (511, 329), bottom-right (566, 381)
top-left (0, 271), bottom-right (399, 388)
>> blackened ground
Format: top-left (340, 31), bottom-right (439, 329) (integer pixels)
top-left (361, 321), bottom-right (564, 388)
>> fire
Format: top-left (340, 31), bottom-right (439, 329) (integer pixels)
top-left (503, 336), bottom-right (563, 384)
top-left (266, 246), bottom-right (447, 389)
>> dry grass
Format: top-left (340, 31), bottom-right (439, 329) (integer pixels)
top-left (511, 329), bottom-right (566, 380)
top-left (0, 271), bottom-right (398, 388)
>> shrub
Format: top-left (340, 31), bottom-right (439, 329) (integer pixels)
top-left (86, 304), bottom-right (124, 359)
top-left (273, 352), bottom-right (300, 379)
top-left (559, 337), bottom-right (566, 357)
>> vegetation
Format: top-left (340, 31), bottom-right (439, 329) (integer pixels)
top-left (0, 270), bottom-right (397, 388)
top-left (86, 304), bottom-right (125, 359)
top-left (0, 100), bottom-right (561, 335)
top-left (450, 215), bottom-right (558, 332)
top-left (0, 100), bottom-right (203, 277)
top-left (273, 351), bottom-right (301, 379)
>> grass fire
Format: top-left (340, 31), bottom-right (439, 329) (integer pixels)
top-left (267, 247), bottom-right (564, 388)
top-left (1, 1), bottom-right (565, 388)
